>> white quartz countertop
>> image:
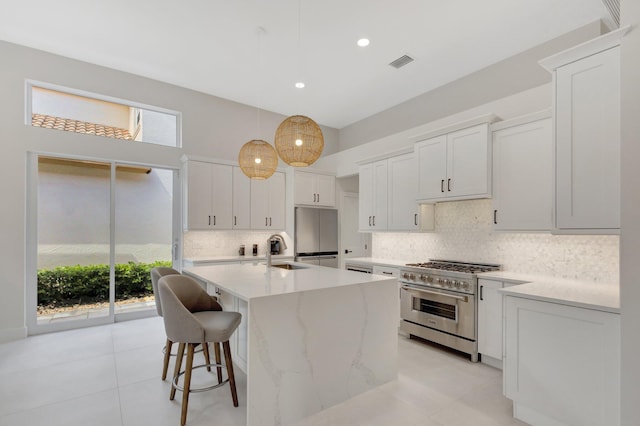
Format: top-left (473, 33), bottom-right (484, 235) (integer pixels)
top-left (344, 257), bottom-right (413, 268)
top-left (184, 262), bottom-right (396, 301)
top-left (480, 271), bottom-right (620, 314)
top-left (183, 254), bottom-right (294, 265)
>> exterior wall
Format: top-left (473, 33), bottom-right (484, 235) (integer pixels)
top-left (0, 40), bottom-right (338, 342)
top-left (372, 199), bottom-right (618, 284)
top-left (37, 162), bottom-right (173, 269)
top-left (32, 87), bottom-right (130, 129)
top-left (620, 0), bottom-right (640, 423)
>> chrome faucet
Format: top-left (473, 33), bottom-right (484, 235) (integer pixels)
top-left (266, 234), bottom-right (287, 268)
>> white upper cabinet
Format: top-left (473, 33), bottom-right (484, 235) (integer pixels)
top-left (540, 27), bottom-right (627, 232)
top-left (416, 123), bottom-right (491, 202)
top-left (185, 161), bottom-right (232, 230)
top-left (359, 153), bottom-right (435, 232)
top-left (359, 160), bottom-right (388, 231)
top-left (232, 166), bottom-right (251, 230)
top-left (387, 153), bottom-right (421, 231)
top-left (251, 171), bottom-right (286, 230)
top-left (294, 171), bottom-right (335, 207)
top-left (491, 113), bottom-right (553, 231)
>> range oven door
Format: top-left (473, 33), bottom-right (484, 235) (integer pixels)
top-left (400, 284), bottom-right (475, 341)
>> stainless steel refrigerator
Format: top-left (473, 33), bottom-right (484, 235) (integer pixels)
top-left (295, 207), bottom-right (339, 268)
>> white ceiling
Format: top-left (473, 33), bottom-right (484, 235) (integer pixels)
top-left (0, 0), bottom-right (611, 129)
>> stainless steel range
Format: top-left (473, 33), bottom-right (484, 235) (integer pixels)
top-left (399, 259), bottom-right (500, 362)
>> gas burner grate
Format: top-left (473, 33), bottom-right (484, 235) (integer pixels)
top-left (405, 260), bottom-right (500, 274)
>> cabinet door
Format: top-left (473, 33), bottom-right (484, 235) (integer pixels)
top-left (250, 178), bottom-right (270, 230)
top-left (416, 135), bottom-right (447, 200)
top-left (555, 47), bottom-right (620, 230)
top-left (477, 279), bottom-right (503, 360)
top-left (186, 161), bottom-right (213, 230)
top-left (358, 164), bottom-right (374, 231)
top-left (294, 171), bottom-right (316, 205)
top-left (267, 172), bottom-right (286, 229)
top-left (315, 174), bottom-right (336, 207)
top-left (504, 296), bottom-right (620, 426)
top-left (387, 153), bottom-right (419, 230)
top-left (492, 118), bottom-right (553, 231)
top-left (232, 167), bottom-right (251, 229)
top-left (447, 124), bottom-right (490, 198)
top-left (250, 172), bottom-right (285, 230)
top-left (371, 160), bottom-right (388, 229)
top-left (210, 164), bottom-right (233, 229)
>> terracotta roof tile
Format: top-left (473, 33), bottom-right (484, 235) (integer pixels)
top-left (32, 114), bottom-right (133, 140)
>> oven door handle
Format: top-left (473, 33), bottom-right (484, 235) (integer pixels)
top-left (401, 285), bottom-right (468, 302)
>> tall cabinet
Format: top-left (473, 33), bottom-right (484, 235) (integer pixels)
top-left (359, 160), bottom-right (388, 231)
top-left (540, 27), bottom-right (628, 232)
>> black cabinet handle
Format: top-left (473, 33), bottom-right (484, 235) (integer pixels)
top-left (213, 215), bottom-right (216, 226)
top-left (265, 217), bottom-right (268, 226)
top-left (372, 216), bottom-right (375, 226)
top-left (493, 210), bottom-right (498, 225)
top-left (368, 216), bottom-right (372, 226)
top-left (269, 217), bottom-right (272, 226)
top-left (414, 213), bottom-right (418, 226)
top-left (208, 215), bottom-right (211, 226)
top-left (234, 216), bottom-right (237, 226)
top-left (480, 285), bottom-right (484, 301)
top-left (441, 179), bottom-right (444, 193)
top-left (317, 193), bottom-right (320, 203)
top-left (313, 193), bottom-right (316, 202)
top-left (447, 178), bottom-right (451, 192)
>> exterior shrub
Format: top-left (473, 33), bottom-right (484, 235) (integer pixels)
top-left (37, 260), bottom-right (172, 307)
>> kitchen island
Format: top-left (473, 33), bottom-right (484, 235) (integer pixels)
top-left (183, 262), bottom-right (398, 426)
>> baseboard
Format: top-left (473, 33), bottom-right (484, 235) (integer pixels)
top-left (0, 325), bottom-right (28, 343)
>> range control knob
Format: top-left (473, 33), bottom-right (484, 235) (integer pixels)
top-left (442, 279), bottom-right (450, 286)
top-left (401, 273), bottom-right (410, 280)
top-left (419, 274), bottom-right (427, 282)
top-left (454, 281), bottom-right (461, 289)
top-left (426, 276), bottom-right (434, 283)
top-left (409, 274), bottom-right (416, 281)
top-left (461, 281), bottom-right (469, 290)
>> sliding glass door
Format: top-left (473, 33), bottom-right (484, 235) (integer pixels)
top-left (27, 154), bottom-right (179, 333)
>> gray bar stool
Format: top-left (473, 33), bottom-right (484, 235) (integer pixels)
top-left (158, 274), bottom-right (242, 426)
top-left (151, 266), bottom-right (209, 380)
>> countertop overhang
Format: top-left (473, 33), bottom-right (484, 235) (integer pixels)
top-left (184, 262), bottom-right (396, 301)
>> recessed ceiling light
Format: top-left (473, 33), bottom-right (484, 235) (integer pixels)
top-left (357, 38), bottom-right (370, 47)
top-left (295, 82), bottom-right (305, 89)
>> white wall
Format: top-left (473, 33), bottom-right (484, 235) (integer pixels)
top-left (619, 0), bottom-right (640, 423)
top-left (315, 83), bottom-right (551, 177)
top-left (372, 199), bottom-right (618, 284)
top-left (0, 40), bottom-right (338, 342)
top-left (337, 21), bottom-right (604, 151)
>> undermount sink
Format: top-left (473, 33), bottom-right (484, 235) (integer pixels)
top-left (271, 263), bottom-right (307, 270)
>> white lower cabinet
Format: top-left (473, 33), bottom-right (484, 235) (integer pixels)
top-left (477, 278), bottom-right (516, 368)
top-left (504, 296), bottom-right (620, 426)
top-left (213, 287), bottom-right (248, 374)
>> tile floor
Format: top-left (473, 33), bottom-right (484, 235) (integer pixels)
top-left (0, 317), bottom-right (526, 426)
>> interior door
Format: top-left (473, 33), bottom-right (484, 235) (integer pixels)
top-left (341, 192), bottom-right (371, 268)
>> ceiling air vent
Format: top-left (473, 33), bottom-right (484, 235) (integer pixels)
top-left (389, 54), bottom-right (414, 69)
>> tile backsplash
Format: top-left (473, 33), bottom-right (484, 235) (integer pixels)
top-left (183, 230), bottom-right (293, 258)
top-left (372, 199), bottom-right (619, 284)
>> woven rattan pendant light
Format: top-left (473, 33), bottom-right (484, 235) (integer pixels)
top-left (274, 115), bottom-right (324, 166)
top-left (238, 139), bottom-right (278, 180)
